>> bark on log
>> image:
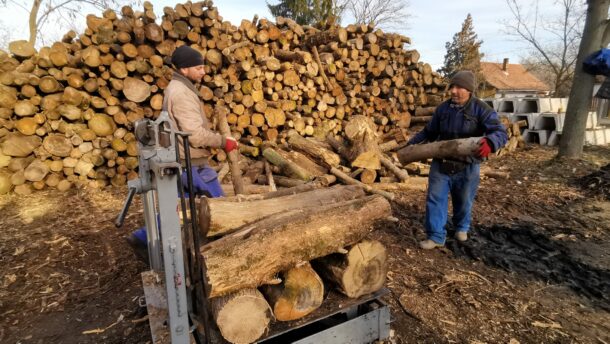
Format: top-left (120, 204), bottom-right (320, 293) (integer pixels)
top-left (200, 195), bottom-right (391, 297)
top-left (314, 240), bottom-right (387, 298)
top-left (199, 185), bottom-right (365, 237)
top-left (287, 131), bottom-right (340, 168)
top-left (260, 262), bottom-right (324, 321)
top-left (263, 147), bottom-right (312, 181)
top-left (397, 137), bottom-right (481, 164)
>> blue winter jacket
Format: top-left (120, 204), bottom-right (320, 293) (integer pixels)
top-left (408, 96), bottom-right (508, 163)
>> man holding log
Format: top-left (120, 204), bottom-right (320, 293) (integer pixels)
top-left (128, 46), bottom-right (238, 257)
top-left (407, 71), bottom-right (507, 249)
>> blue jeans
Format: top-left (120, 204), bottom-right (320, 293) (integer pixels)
top-left (132, 166), bottom-right (224, 244)
top-left (424, 160), bottom-right (480, 244)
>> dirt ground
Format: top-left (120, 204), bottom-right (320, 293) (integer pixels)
top-left (1, 145), bottom-right (609, 344)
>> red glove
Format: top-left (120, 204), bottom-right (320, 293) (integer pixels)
top-left (224, 137), bottom-right (238, 153)
top-left (477, 137), bottom-right (492, 158)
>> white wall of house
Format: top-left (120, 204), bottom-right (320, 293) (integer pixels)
top-left (493, 90), bottom-right (550, 98)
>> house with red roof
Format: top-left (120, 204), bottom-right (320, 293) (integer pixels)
top-left (479, 58), bottom-right (550, 98)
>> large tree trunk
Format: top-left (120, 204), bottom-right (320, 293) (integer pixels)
top-left (260, 262), bottom-right (324, 321)
top-left (313, 240), bottom-right (387, 298)
top-left (200, 195), bottom-right (392, 298)
top-left (198, 185), bottom-right (366, 237)
top-left (397, 137), bottom-right (481, 164)
top-left (210, 288), bottom-right (272, 344)
top-left (558, 0), bottom-right (610, 158)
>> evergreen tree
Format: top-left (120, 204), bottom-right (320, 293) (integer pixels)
top-left (439, 14), bottom-right (484, 84)
top-left (267, 0), bottom-right (343, 26)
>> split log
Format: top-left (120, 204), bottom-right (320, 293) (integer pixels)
top-left (263, 147), bottom-right (312, 181)
top-left (217, 105), bottom-right (245, 195)
top-left (481, 167), bottom-right (510, 179)
top-left (414, 106), bottom-right (435, 117)
top-left (372, 179), bottom-right (428, 192)
top-left (221, 183), bottom-right (269, 196)
top-left (329, 166), bottom-right (395, 201)
top-left (314, 240), bottom-right (387, 298)
top-left (397, 137), bottom-right (481, 164)
top-left (260, 262), bottom-right (324, 321)
top-left (200, 195), bottom-right (392, 297)
top-left (379, 154), bottom-right (409, 181)
top-left (288, 131), bottom-right (340, 168)
top-left (344, 116), bottom-right (381, 170)
top-left (211, 288), bottom-right (272, 344)
top-left (199, 185), bottom-right (365, 237)
top-left (221, 179), bottom-right (330, 202)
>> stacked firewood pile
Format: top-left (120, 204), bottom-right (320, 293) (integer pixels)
top-left (197, 184), bottom-right (392, 343)
top-left (0, 0), bottom-right (445, 195)
top-left (497, 115), bottom-right (526, 155)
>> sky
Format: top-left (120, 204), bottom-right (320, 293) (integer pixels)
top-left (0, 0), bottom-right (567, 70)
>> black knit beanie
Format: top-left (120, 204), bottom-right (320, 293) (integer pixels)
top-left (171, 46), bottom-right (205, 69)
top-left (450, 71), bottom-right (476, 92)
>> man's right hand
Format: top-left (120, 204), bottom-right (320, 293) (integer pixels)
top-left (224, 137), bottom-right (238, 153)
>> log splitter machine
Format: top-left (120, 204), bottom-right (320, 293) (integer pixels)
top-left (115, 112), bottom-right (391, 344)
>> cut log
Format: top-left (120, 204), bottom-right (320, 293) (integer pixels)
top-left (263, 147), bottom-right (312, 181)
top-left (211, 288), bottom-right (272, 344)
top-left (344, 116), bottom-right (381, 170)
top-left (9, 40), bottom-right (36, 58)
top-left (122, 77), bottom-right (151, 102)
top-left (379, 154), bottom-right (409, 181)
top-left (221, 181), bottom-right (326, 202)
top-left (329, 166), bottom-right (394, 201)
top-left (200, 195), bottom-right (392, 297)
top-left (314, 240), bottom-right (387, 298)
top-left (397, 137), bottom-right (481, 164)
top-left (199, 185), bottom-right (365, 237)
top-left (1, 133), bottom-right (42, 157)
top-left (260, 262), bottom-right (324, 321)
top-left (287, 131), bottom-right (340, 167)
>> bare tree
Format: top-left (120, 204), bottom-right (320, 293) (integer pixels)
top-left (343, 0), bottom-right (410, 29)
top-left (559, 0), bottom-right (610, 158)
top-left (0, 0), bottom-right (137, 47)
top-left (0, 20), bottom-right (12, 51)
top-left (503, 0), bottom-right (585, 96)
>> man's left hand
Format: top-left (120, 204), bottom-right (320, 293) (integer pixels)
top-left (477, 137), bottom-right (492, 158)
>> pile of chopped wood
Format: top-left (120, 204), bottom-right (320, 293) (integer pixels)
top-left (497, 115), bottom-right (526, 155)
top-left (0, 0), bottom-right (446, 195)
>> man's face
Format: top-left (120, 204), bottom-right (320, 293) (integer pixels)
top-left (180, 64), bottom-right (206, 83)
top-left (449, 85), bottom-right (471, 106)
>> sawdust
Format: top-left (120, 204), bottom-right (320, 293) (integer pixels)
top-left (0, 145), bottom-right (609, 343)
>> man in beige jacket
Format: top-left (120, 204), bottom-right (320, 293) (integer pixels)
top-left (128, 46), bottom-right (237, 257)
top-left (166, 45), bottom-right (238, 197)
top-left (166, 45), bottom-right (238, 166)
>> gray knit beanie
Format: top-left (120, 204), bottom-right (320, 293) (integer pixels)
top-left (171, 46), bottom-right (205, 69)
top-left (450, 71), bottom-right (476, 92)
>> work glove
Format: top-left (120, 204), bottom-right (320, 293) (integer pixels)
top-left (477, 137), bottom-right (492, 158)
top-left (224, 137), bottom-right (238, 153)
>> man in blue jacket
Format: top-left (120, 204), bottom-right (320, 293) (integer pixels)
top-left (408, 70), bottom-right (508, 249)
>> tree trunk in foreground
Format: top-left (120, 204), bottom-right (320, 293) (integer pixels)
top-left (397, 137), bottom-right (481, 164)
top-left (260, 262), bottom-right (324, 321)
top-left (314, 240), bottom-right (387, 298)
top-left (200, 195), bottom-right (391, 298)
top-left (558, 0), bottom-right (610, 158)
